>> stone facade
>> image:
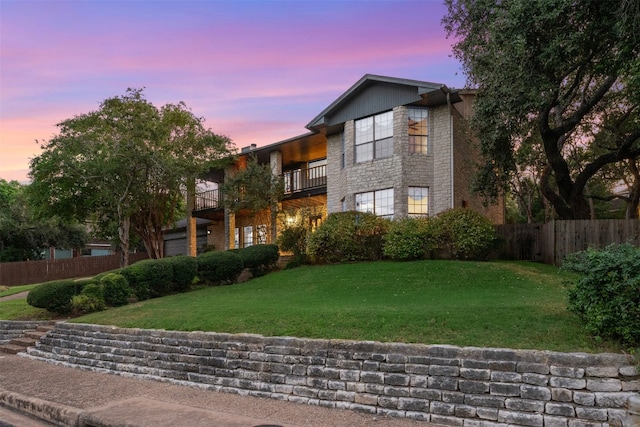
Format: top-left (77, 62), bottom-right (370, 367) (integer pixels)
top-left (325, 99), bottom-right (499, 221)
top-left (26, 323), bottom-right (637, 427)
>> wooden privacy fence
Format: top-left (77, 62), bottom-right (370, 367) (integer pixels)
top-left (497, 219), bottom-right (640, 265)
top-left (0, 252), bottom-right (148, 287)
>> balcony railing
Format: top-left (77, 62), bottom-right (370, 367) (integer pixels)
top-left (193, 165), bottom-right (327, 212)
top-left (194, 189), bottom-right (222, 211)
top-left (283, 164), bottom-right (327, 194)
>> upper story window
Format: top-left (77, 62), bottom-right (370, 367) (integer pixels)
top-left (408, 108), bottom-right (429, 155)
top-left (355, 111), bottom-right (393, 162)
top-left (355, 188), bottom-right (394, 219)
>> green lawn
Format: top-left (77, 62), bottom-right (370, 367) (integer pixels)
top-left (70, 260), bottom-right (610, 353)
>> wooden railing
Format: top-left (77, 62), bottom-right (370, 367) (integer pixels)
top-left (283, 164), bottom-right (327, 194)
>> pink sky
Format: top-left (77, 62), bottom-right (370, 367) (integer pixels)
top-left (0, 0), bottom-right (465, 183)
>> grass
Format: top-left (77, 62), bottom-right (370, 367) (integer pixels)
top-left (0, 283), bottom-right (40, 298)
top-left (69, 260), bottom-right (612, 353)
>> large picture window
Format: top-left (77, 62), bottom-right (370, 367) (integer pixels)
top-left (408, 108), bottom-right (428, 155)
top-left (355, 188), bottom-right (394, 219)
top-left (355, 111), bottom-right (393, 162)
top-left (408, 187), bottom-right (429, 217)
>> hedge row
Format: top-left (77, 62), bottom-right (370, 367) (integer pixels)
top-left (305, 209), bottom-right (498, 264)
top-left (27, 244), bottom-right (280, 314)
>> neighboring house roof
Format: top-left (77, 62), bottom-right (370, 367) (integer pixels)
top-left (306, 74), bottom-right (461, 135)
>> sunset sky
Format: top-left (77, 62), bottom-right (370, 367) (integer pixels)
top-left (0, 0), bottom-right (466, 183)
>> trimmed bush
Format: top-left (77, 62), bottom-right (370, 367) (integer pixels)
top-left (563, 243), bottom-right (640, 347)
top-left (237, 244), bottom-right (280, 276)
top-left (27, 278), bottom-right (90, 314)
top-left (429, 208), bottom-right (496, 260)
top-left (72, 283), bottom-right (106, 314)
top-left (160, 255), bottom-right (198, 292)
top-left (197, 250), bottom-right (244, 285)
top-left (383, 217), bottom-right (434, 260)
top-left (121, 259), bottom-right (173, 300)
top-left (307, 211), bottom-right (389, 263)
top-left (100, 272), bottom-right (131, 307)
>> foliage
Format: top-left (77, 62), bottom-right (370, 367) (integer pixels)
top-left (26, 278), bottom-right (90, 314)
top-left (221, 155), bottom-right (283, 244)
top-left (197, 250), bottom-right (244, 285)
top-left (444, 0), bottom-right (640, 220)
top-left (276, 206), bottom-right (326, 265)
top-left (236, 244), bottom-right (280, 276)
top-left (160, 255), bottom-right (198, 292)
top-left (429, 209), bottom-right (497, 260)
top-left (100, 273), bottom-right (131, 307)
top-left (383, 217), bottom-right (434, 260)
top-left (0, 179), bottom-right (87, 262)
top-left (72, 283), bottom-right (106, 314)
top-left (28, 89), bottom-right (233, 266)
top-left (307, 211), bottom-right (389, 263)
top-left (563, 243), bottom-right (640, 347)
top-left (121, 259), bottom-right (173, 300)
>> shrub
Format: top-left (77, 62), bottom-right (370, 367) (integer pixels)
top-left (277, 225), bottom-right (308, 259)
top-left (429, 209), bottom-right (496, 260)
top-left (307, 211), bottom-right (389, 263)
top-left (100, 273), bottom-right (131, 307)
top-left (197, 250), bottom-right (244, 285)
top-left (160, 255), bottom-right (197, 292)
top-left (237, 244), bottom-right (280, 276)
top-left (563, 243), bottom-right (640, 347)
top-left (383, 217), bottom-right (433, 260)
top-left (121, 259), bottom-right (173, 300)
top-left (72, 283), bottom-right (106, 314)
top-left (27, 278), bottom-right (90, 314)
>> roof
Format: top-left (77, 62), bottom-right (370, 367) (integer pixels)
top-left (306, 74), bottom-right (460, 135)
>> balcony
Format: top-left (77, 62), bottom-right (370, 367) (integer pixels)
top-left (194, 189), bottom-right (222, 211)
top-left (284, 164), bottom-right (327, 195)
top-left (193, 165), bottom-right (327, 214)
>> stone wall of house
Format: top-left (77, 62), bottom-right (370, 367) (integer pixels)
top-left (26, 323), bottom-right (638, 427)
top-left (430, 105), bottom-right (455, 215)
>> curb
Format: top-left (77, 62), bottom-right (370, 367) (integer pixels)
top-left (0, 387), bottom-right (83, 427)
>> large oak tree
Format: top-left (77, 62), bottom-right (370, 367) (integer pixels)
top-left (444, 0), bottom-right (640, 219)
top-left (29, 89), bottom-right (233, 266)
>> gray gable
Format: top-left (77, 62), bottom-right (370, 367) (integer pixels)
top-left (306, 74), bottom-right (458, 135)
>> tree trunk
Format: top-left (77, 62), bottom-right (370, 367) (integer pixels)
top-left (626, 159), bottom-right (640, 219)
top-left (118, 215), bottom-right (130, 268)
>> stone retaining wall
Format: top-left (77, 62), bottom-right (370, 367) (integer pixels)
top-left (23, 322), bottom-right (639, 427)
top-left (0, 321), bottom-right (51, 345)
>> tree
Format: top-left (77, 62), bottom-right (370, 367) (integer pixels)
top-left (0, 179), bottom-right (87, 261)
top-left (29, 89), bottom-right (233, 266)
top-left (221, 155), bottom-right (284, 245)
top-left (444, 0), bottom-right (640, 219)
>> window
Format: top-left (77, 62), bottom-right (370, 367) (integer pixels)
top-left (257, 224), bottom-right (267, 244)
top-left (408, 108), bottom-right (428, 154)
top-left (355, 188), bottom-right (394, 219)
top-left (243, 225), bottom-right (253, 247)
top-left (234, 228), bottom-right (240, 249)
top-left (355, 111), bottom-right (393, 162)
top-left (408, 187), bottom-right (429, 217)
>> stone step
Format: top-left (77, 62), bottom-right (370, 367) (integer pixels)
top-left (23, 330), bottom-right (47, 340)
top-left (0, 343), bottom-right (27, 355)
top-left (10, 336), bottom-right (36, 347)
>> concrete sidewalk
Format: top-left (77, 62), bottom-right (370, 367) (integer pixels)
top-left (0, 353), bottom-right (432, 427)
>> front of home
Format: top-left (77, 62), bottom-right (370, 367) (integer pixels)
top-left (180, 74), bottom-right (503, 254)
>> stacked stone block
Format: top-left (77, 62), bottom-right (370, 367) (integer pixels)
top-left (24, 323), bottom-right (638, 427)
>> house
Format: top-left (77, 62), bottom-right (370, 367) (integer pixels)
top-left (185, 74), bottom-right (504, 253)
